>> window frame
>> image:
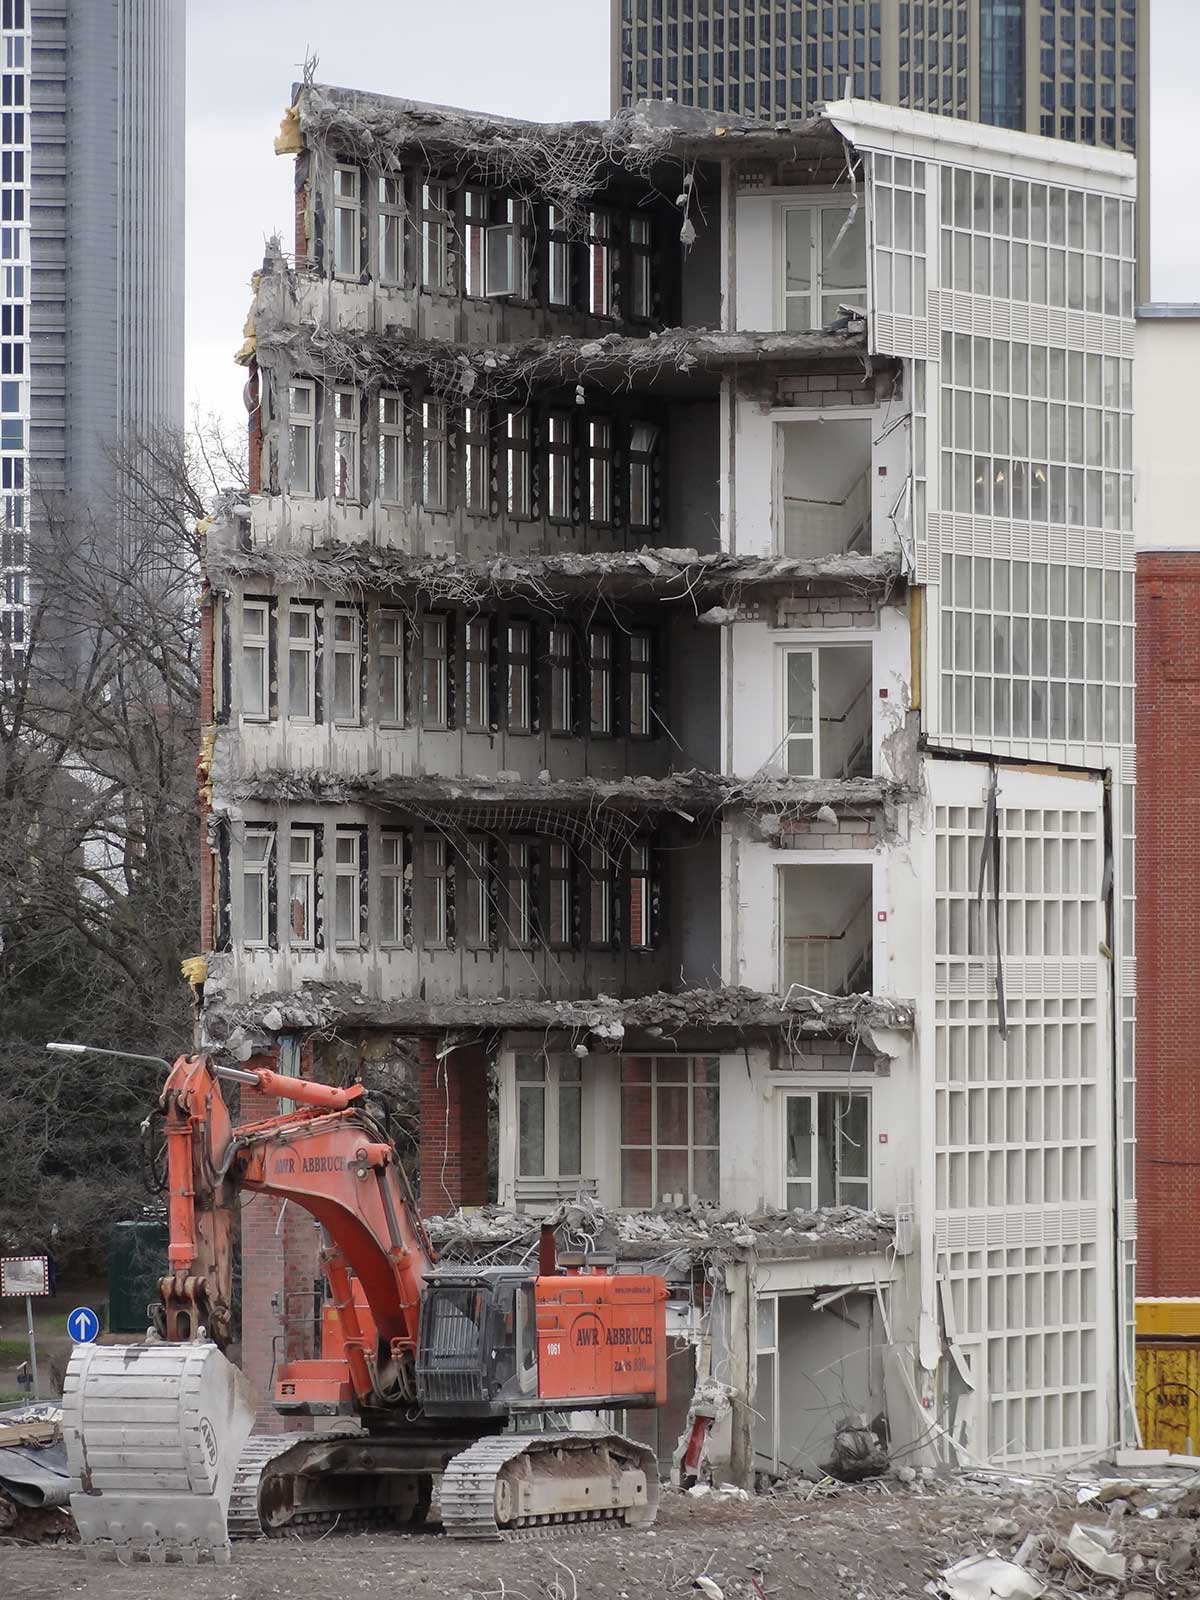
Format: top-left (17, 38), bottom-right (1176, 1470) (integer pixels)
top-left (242, 827), bottom-right (275, 950)
top-left (378, 391), bottom-right (405, 506)
top-left (548, 841), bottom-right (574, 950)
top-left (620, 1055), bottom-right (721, 1207)
top-left (628, 420), bottom-right (660, 531)
top-left (332, 386), bottom-right (360, 502)
top-left (588, 843), bottom-right (614, 948)
top-left (287, 379), bottom-right (316, 497)
top-left (548, 624), bottom-right (575, 736)
top-left (628, 841), bottom-right (653, 950)
top-left (516, 1054), bottom-right (584, 1180)
top-left (586, 415), bottom-right (613, 527)
top-left (587, 208), bottom-right (614, 317)
top-left (780, 197), bottom-right (869, 333)
top-left (464, 186), bottom-right (489, 299)
top-left (379, 829), bottom-right (409, 947)
top-left (505, 618), bottom-right (533, 735)
top-left (333, 828), bottom-right (364, 949)
top-left (463, 403), bottom-right (491, 513)
top-left (548, 205), bottom-right (572, 308)
top-left (423, 833), bottom-right (450, 948)
top-left (378, 609), bottom-right (405, 727)
top-left (332, 164), bottom-right (361, 279)
top-left (506, 838), bottom-right (536, 949)
top-left (464, 615), bottom-right (492, 733)
top-left (287, 825), bottom-right (318, 949)
top-left (628, 213), bottom-right (653, 321)
top-left (628, 630), bottom-right (654, 739)
top-left (286, 601), bottom-right (318, 724)
top-left (485, 195), bottom-right (533, 299)
top-left (588, 624), bottom-right (614, 736)
top-left (420, 613), bottom-right (451, 729)
top-left (241, 598), bottom-right (271, 721)
top-left (461, 834), bottom-right (494, 950)
top-left (420, 179), bottom-right (450, 290)
top-left (332, 603), bottom-right (363, 726)
top-left (782, 645), bottom-right (819, 776)
top-left (377, 172), bottom-right (406, 286)
top-left (421, 397), bottom-right (448, 511)
top-left (547, 410), bottom-right (574, 524)
top-left (782, 1089), bottom-right (872, 1210)
top-left (505, 408), bottom-right (532, 519)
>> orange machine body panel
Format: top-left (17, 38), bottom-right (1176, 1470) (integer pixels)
top-left (534, 1273), bottom-right (667, 1408)
top-left (276, 1278), bottom-right (380, 1411)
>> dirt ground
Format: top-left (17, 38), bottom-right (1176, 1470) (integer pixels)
top-left (5, 1478), bottom-right (1200, 1600)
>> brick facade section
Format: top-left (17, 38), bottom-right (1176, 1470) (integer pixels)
top-left (246, 360), bottom-right (262, 495)
top-left (198, 591), bottom-right (214, 951)
top-left (416, 1039), bottom-right (489, 1216)
top-left (1136, 551), bottom-right (1200, 1296)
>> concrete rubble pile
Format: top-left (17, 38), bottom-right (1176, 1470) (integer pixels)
top-left (0, 1404), bottom-right (74, 1546)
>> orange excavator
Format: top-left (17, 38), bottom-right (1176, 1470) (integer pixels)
top-left (62, 1055), bottom-right (667, 1562)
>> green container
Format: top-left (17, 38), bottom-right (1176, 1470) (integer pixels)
top-left (107, 1218), bottom-right (168, 1334)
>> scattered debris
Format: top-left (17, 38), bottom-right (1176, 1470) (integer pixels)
top-left (932, 1553), bottom-right (1046, 1600)
top-left (827, 1420), bottom-right (889, 1483)
top-left (1062, 1521), bottom-right (1126, 1580)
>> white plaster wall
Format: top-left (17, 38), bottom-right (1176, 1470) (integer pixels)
top-left (1135, 315), bottom-right (1200, 551)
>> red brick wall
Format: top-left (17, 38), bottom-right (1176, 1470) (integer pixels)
top-left (246, 360), bottom-right (262, 495)
top-left (1136, 550), bottom-right (1200, 1295)
top-left (198, 590), bottom-right (214, 952)
top-left (416, 1038), bottom-right (489, 1216)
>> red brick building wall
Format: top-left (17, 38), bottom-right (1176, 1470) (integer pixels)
top-left (1136, 550), bottom-right (1200, 1295)
top-left (416, 1038), bottom-right (489, 1216)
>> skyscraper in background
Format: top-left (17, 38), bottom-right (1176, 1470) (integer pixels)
top-left (0, 0), bottom-right (184, 657)
top-left (611, 1), bottom-right (1148, 286)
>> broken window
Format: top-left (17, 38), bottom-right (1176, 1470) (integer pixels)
top-left (549, 624), bottom-right (574, 735)
top-left (377, 173), bottom-right (405, 285)
top-left (464, 187), bottom-right (488, 298)
top-left (628, 631), bottom-right (653, 738)
top-left (516, 1055), bottom-right (582, 1179)
top-left (587, 209), bottom-right (613, 316)
top-left (588, 625), bottom-right (613, 735)
top-left (378, 610), bottom-right (405, 726)
top-left (420, 180), bottom-right (449, 289)
top-left (505, 619), bottom-right (532, 734)
top-left (620, 1057), bottom-right (720, 1206)
top-left (420, 614), bottom-right (450, 728)
top-left (242, 828), bottom-right (274, 949)
top-left (782, 201), bottom-right (867, 331)
top-left (241, 599), bottom-right (270, 720)
top-left (333, 165), bottom-right (361, 278)
top-left (628, 422), bottom-right (660, 531)
top-left (784, 1091), bottom-right (871, 1209)
top-left (782, 645), bottom-right (874, 778)
top-left (334, 829), bottom-right (364, 947)
top-left (548, 842), bottom-right (573, 949)
top-left (628, 842), bottom-right (652, 949)
top-left (780, 863), bottom-right (874, 996)
top-left (506, 839), bottom-right (535, 948)
top-left (486, 196), bottom-right (532, 298)
top-left (287, 602), bottom-right (317, 722)
top-left (505, 408), bottom-right (532, 518)
top-left (588, 844), bottom-right (613, 947)
top-left (332, 604), bottom-right (362, 725)
top-left (628, 214), bottom-right (653, 320)
top-left (423, 834), bottom-right (449, 947)
top-left (586, 416), bottom-right (613, 526)
top-left (379, 830), bottom-right (408, 946)
top-left (548, 205), bottom-right (572, 307)
top-left (461, 835), bottom-right (493, 949)
top-left (378, 392), bottom-right (405, 504)
top-left (287, 380), bottom-right (316, 495)
top-left (463, 403), bottom-right (490, 512)
top-left (547, 411), bottom-right (573, 523)
top-left (421, 399), bottom-right (448, 510)
top-left (333, 386), bottom-right (359, 500)
top-left (464, 616), bottom-right (491, 733)
top-left (288, 826), bottom-right (317, 948)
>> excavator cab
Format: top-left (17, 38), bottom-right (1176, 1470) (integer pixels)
top-left (417, 1268), bottom-right (539, 1417)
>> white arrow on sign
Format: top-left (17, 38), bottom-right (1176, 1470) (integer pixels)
top-left (68, 1306), bottom-right (99, 1344)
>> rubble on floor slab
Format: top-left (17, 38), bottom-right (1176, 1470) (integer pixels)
top-left (200, 977), bottom-right (916, 1049)
top-left (425, 1195), bottom-right (897, 1267)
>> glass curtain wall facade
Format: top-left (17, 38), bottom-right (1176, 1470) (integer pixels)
top-left (0, 0), bottom-right (26, 660)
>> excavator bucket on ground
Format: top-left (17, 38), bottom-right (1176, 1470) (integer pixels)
top-left (62, 1342), bottom-right (256, 1563)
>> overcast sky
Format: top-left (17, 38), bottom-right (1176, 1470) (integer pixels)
top-left (185, 0), bottom-right (1197, 432)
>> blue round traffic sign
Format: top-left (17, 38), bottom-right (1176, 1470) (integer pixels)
top-left (68, 1306), bottom-right (99, 1344)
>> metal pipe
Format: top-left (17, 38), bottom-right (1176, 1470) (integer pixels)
top-left (212, 1063), bottom-right (259, 1085)
top-left (46, 1042), bottom-right (175, 1072)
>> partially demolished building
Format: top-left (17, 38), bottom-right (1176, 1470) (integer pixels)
top-left (196, 85), bottom-right (1137, 1482)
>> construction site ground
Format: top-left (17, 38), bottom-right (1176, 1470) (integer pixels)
top-left (7, 1474), bottom-right (1200, 1600)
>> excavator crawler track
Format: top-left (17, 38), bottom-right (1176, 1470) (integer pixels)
top-left (439, 1431), bottom-right (660, 1541)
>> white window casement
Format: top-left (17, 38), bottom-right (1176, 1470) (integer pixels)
top-left (548, 205), bottom-right (571, 307)
top-left (549, 624), bottom-right (574, 735)
top-left (333, 165), bottom-right (361, 278)
top-left (780, 644), bottom-right (874, 779)
top-left (516, 1055), bottom-right (583, 1181)
top-left (287, 827), bottom-right (317, 948)
top-left (486, 196), bottom-right (532, 298)
top-left (379, 830), bottom-right (407, 946)
top-left (628, 631), bottom-right (653, 738)
top-left (421, 399), bottom-right (448, 511)
top-left (506, 620), bottom-right (532, 734)
top-left (288, 380), bottom-right (316, 496)
top-left (378, 610), bottom-right (405, 726)
top-left (464, 187), bottom-right (488, 298)
top-left (287, 602), bottom-right (317, 722)
top-left (588, 844), bottom-right (613, 947)
top-left (420, 614), bottom-right (450, 728)
top-left (242, 828), bottom-right (274, 949)
top-left (462, 835), bottom-right (492, 949)
top-left (782, 199), bottom-right (868, 332)
top-left (620, 1056), bottom-right (720, 1206)
top-left (586, 416), bottom-right (613, 526)
top-left (420, 180), bottom-right (449, 289)
top-left (464, 404), bottom-right (490, 513)
top-left (547, 412), bottom-right (572, 523)
top-left (423, 834), bottom-right (449, 947)
top-left (379, 392), bottom-right (405, 505)
top-left (333, 387), bottom-right (360, 501)
top-left (783, 1090), bottom-right (871, 1210)
top-left (377, 173), bottom-right (405, 285)
top-left (506, 408), bottom-right (532, 518)
top-left (629, 215), bottom-right (653, 320)
top-left (548, 842), bottom-right (573, 949)
top-left (332, 604), bottom-right (362, 726)
top-left (464, 616), bottom-right (491, 733)
top-left (587, 209), bottom-right (613, 316)
top-left (588, 625), bottom-right (613, 735)
top-left (628, 422), bottom-right (659, 531)
top-left (628, 842), bottom-right (652, 949)
top-left (507, 839), bottom-right (535, 948)
top-left (334, 829), bottom-right (363, 948)
top-left (241, 599), bottom-right (270, 720)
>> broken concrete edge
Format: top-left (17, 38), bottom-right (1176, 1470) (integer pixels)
top-left (203, 533), bottom-right (906, 606)
top-left (213, 767), bottom-right (907, 818)
top-left (293, 82), bottom-right (855, 186)
top-left (248, 316), bottom-right (876, 398)
top-left (198, 976), bottom-right (916, 1046)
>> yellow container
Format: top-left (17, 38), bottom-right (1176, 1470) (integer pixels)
top-left (1136, 1299), bottom-right (1200, 1455)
